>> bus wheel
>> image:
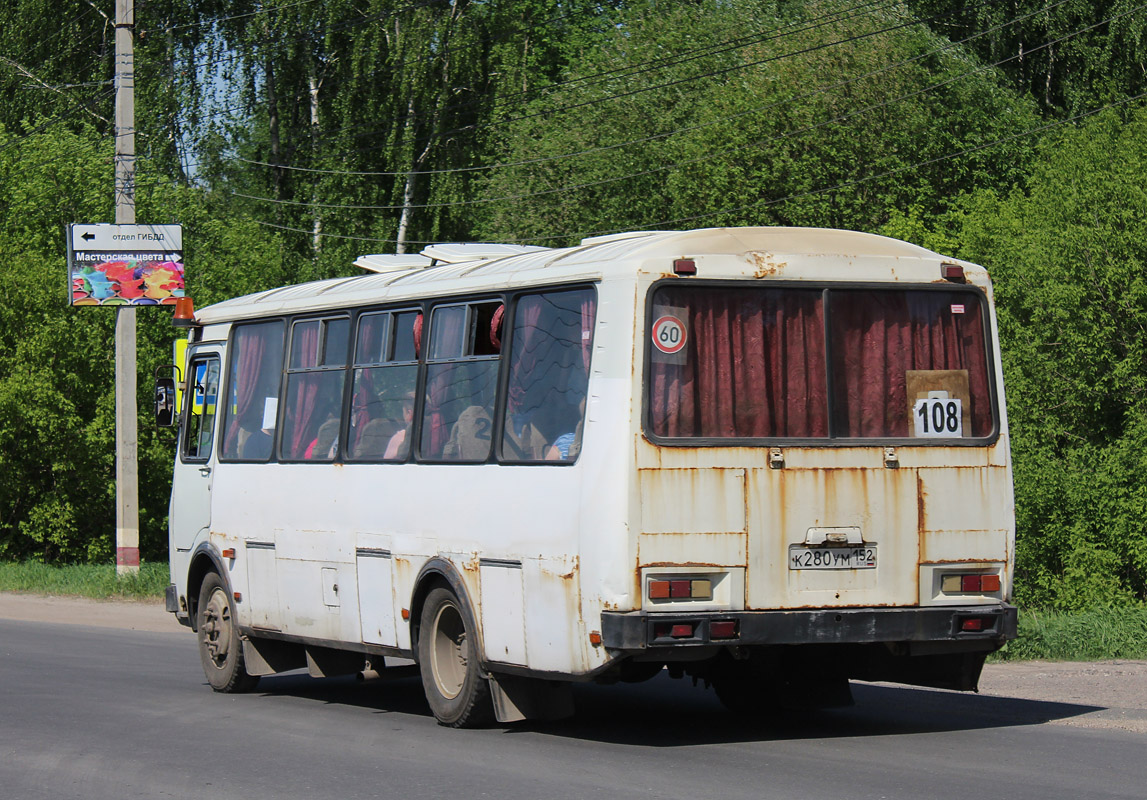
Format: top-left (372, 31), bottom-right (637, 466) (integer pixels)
top-left (418, 587), bottom-right (493, 728)
top-left (197, 572), bottom-right (259, 693)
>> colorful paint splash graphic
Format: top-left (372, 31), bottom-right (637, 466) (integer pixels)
top-left (71, 258), bottom-right (185, 306)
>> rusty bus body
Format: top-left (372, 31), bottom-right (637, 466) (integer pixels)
top-left (163, 227), bottom-right (1016, 726)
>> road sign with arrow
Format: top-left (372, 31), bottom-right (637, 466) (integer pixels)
top-left (67, 223), bottom-right (185, 307)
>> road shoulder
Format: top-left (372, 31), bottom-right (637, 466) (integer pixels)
top-left (0, 590), bottom-right (184, 633)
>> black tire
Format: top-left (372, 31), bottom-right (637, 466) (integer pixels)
top-left (417, 586), bottom-right (493, 728)
top-left (196, 571), bottom-right (259, 693)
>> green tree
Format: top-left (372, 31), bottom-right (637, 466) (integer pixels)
top-left (896, 107), bottom-right (1147, 608)
top-left (905, 0), bottom-right (1147, 117)
top-left (0, 121), bottom-right (295, 563)
top-left (474, 0), bottom-right (1040, 244)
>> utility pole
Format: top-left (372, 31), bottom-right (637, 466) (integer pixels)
top-left (114, 0), bottom-right (139, 575)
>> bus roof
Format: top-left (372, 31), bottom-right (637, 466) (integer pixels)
top-left (194, 227), bottom-right (951, 324)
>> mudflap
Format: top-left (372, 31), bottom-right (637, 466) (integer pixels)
top-left (488, 675), bottom-right (575, 723)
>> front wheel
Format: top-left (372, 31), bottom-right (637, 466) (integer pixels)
top-left (197, 572), bottom-right (259, 693)
top-left (417, 586), bottom-right (493, 727)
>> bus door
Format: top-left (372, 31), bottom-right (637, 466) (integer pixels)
top-left (170, 346), bottom-right (223, 555)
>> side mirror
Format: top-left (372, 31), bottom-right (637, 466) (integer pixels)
top-left (154, 364), bottom-right (182, 428)
top-left (155, 377), bottom-right (177, 427)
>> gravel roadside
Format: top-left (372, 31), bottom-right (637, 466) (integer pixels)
top-left (3, 591), bottom-right (1144, 732)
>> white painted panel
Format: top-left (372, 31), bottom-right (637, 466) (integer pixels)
top-left (321, 567), bottom-right (340, 607)
top-left (244, 542), bottom-right (280, 629)
top-left (356, 551), bottom-right (396, 646)
top-left (479, 562), bottom-right (526, 666)
top-left (639, 468), bottom-right (746, 533)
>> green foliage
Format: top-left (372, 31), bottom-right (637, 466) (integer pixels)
top-left (906, 1), bottom-right (1147, 117)
top-left (0, 560), bottom-right (168, 599)
top-left (0, 121), bottom-right (299, 564)
top-left (895, 107), bottom-right (1147, 609)
top-left (475, 0), bottom-right (1040, 243)
top-left (993, 605), bottom-right (1147, 661)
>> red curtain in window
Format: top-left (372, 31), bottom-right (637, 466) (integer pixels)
top-left (223, 325), bottom-right (268, 456)
top-left (351, 315), bottom-right (386, 452)
top-left (505, 297), bottom-right (544, 415)
top-left (649, 289), bottom-right (827, 438)
top-left (830, 291), bottom-right (990, 437)
top-left (287, 324), bottom-right (321, 458)
top-left (581, 296), bottom-right (595, 371)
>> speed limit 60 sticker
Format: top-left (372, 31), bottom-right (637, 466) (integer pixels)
top-left (652, 315), bottom-right (687, 354)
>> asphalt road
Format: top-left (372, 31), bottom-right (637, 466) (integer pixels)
top-left (2, 617), bottom-right (1144, 800)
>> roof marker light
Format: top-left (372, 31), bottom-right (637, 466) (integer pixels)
top-left (941, 263), bottom-right (965, 283)
top-left (673, 258), bottom-right (697, 275)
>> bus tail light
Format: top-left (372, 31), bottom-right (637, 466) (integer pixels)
top-left (942, 573), bottom-right (1001, 594)
top-left (941, 263), bottom-right (965, 283)
top-left (653, 622), bottom-right (696, 639)
top-left (710, 620), bottom-right (738, 639)
top-left (648, 578), bottom-right (712, 601)
top-left (961, 618), bottom-right (984, 632)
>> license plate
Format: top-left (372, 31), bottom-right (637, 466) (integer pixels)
top-left (789, 545), bottom-right (877, 570)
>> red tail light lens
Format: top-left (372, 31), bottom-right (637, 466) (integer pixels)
top-left (653, 622), bottom-right (696, 639)
top-left (962, 575), bottom-right (981, 593)
top-left (670, 580), bottom-right (692, 598)
top-left (710, 620), bottom-right (738, 639)
top-left (961, 618), bottom-right (984, 632)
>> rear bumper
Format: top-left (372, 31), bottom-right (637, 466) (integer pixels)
top-left (600, 604), bottom-right (1017, 651)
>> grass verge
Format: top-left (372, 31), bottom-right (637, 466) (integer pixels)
top-left (992, 605), bottom-right (1147, 661)
top-left (0, 561), bottom-right (167, 600)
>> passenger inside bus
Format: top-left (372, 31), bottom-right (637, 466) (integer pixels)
top-left (383, 391), bottom-right (416, 460)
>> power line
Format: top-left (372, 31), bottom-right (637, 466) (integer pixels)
top-left (623, 90), bottom-right (1147, 235)
top-left (228, 0), bottom-right (1072, 185)
top-left (227, 0), bottom-right (1123, 215)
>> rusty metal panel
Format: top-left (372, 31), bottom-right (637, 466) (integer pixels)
top-left (921, 530), bottom-right (1009, 564)
top-left (746, 466), bottom-right (920, 610)
top-left (639, 467), bottom-right (746, 533)
top-left (637, 532), bottom-right (746, 566)
top-left (918, 466), bottom-right (1011, 534)
top-left (522, 555), bottom-right (583, 672)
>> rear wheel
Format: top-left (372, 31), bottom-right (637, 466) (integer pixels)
top-left (197, 572), bottom-right (259, 693)
top-left (417, 586), bottom-right (493, 727)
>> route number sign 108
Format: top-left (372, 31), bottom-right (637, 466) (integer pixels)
top-left (913, 397), bottom-right (963, 437)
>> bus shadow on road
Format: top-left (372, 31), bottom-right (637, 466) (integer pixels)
top-left (522, 675), bottom-right (1107, 746)
top-left (250, 669), bottom-right (1106, 745)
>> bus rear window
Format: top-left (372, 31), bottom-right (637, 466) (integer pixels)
top-left (647, 284), bottom-right (995, 441)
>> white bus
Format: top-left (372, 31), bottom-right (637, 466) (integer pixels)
top-left (160, 227), bottom-right (1017, 727)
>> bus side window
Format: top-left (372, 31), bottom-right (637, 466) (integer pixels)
top-left (421, 301), bottom-right (502, 462)
top-left (280, 316), bottom-right (350, 461)
top-left (348, 310), bottom-right (419, 462)
top-left (220, 320), bottom-right (285, 461)
top-left (501, 288), bottom-right (596, 463)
